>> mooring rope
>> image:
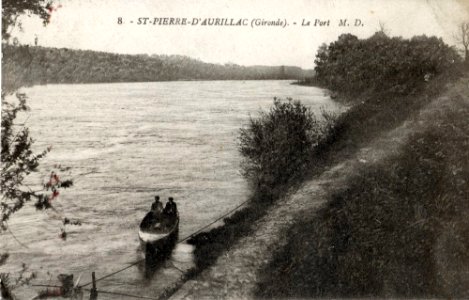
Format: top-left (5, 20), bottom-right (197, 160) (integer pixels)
top-left (78, 198), bottom-right (250, 288)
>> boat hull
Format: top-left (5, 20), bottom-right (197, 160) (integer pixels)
top-left (139, 213), bottom-right (179, 258)
top-left (139, 226), bottom-right (178, 255)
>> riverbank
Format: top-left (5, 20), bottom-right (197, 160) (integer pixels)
top-left (256, 75), bottom-right (469, 298)
top-left (168, 73), bottom-right (468, 298)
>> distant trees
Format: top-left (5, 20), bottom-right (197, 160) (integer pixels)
top-left (2, 45), bottom-right (313, 86)
top-left (314, 32), bottom-right (460, 97)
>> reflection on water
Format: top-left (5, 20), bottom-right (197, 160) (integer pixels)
top-left (141, 229), bottom-right (180, 279)
top-left (172, 243), bottom-right (196, 264)
top-left (1, 80), bottom-right (338, 298)
top-left (139, 242), bottom-right (196, 281)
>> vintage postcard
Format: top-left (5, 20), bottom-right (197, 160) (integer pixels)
top-left (1, 0), bottom-right (469, 299)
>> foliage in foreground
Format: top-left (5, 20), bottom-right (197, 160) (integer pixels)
top-left (0, 92), bottom-right (74, 299)
top-left (1, 1), bottom-right (79, 298)
top-left (2, 0), bottom-right (52, 41)
top-left (1, 93), bottom-right (73, 230)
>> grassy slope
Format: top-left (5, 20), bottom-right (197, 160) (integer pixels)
top-left (255, 75), bottom-right (469, 298)
top-left (164, 54), bottom-right (466, 297)
top-left (168, 68), bottom-right (468, 300)
top-left (170, 75), bottom-right (465, 298)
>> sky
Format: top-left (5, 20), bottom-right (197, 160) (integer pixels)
top-left (9, 0), bottom-right (469, 68)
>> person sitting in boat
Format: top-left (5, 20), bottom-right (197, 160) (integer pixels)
top-left (163, 197), bottom-right (177, 217)
top-left (151, 195), bottom-right (163, 214)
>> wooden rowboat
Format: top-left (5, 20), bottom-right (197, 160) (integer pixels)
top-left (139, 211), bottom-right (179, 257)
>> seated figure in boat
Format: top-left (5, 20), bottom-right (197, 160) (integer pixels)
top-left (163, 197), bottom-right (177, 218)
top-left (151, 195), bottom-right (163, 212)
top-left (151, 195), bottom-right (164, 221)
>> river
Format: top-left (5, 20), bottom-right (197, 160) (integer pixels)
top-left (1, 80), bottom-right (338, 299)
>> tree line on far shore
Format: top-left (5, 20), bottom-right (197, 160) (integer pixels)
top-left (2, 44), bottom-right (313, 90)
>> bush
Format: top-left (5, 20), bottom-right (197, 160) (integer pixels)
top-left (314, 32), bottom-right (461, 97)
top-left (239, 98), bottom-right (332, 198)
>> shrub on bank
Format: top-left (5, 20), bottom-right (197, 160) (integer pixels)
top-left (188, 99), bottom-right (337, 277)
top-left (239, 98), bottom-right (335, 199)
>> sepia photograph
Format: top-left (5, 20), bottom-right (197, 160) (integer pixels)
top-left (1, 0), bottom-right (469, 299)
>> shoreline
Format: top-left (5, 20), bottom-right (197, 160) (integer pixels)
top-left (1, 44), bottom-right (313, 92)
top-left (167, 73), bottom-right (469, 298)
top-left (3, 79), bottom-right (302, 95)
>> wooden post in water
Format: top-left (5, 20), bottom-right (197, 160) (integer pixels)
top-left (89, 272), bottom-right (98, 300)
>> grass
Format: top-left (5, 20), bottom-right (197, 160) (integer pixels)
top-left (187, 197), bottom-right (270, 270)
top-left (307, 68), bottom-right (462, 172)
top-left (173, 52), bottom-right (465, 297)
top-left (255, 75), bottom-right (469, 298)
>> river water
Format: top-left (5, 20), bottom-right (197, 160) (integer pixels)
top-left (1, 80), bottom-right (338, 299)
